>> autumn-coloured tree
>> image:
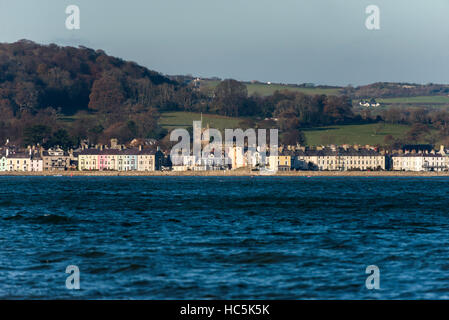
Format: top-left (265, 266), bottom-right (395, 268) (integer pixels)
top-left (323, 96), bottom-right (353, 123)
top-left (213, 79), bottom-right (248, 116)
top-left (281, 129), bottom-right (306, 146)
top-left (88, 73), bottom-right (126, 113)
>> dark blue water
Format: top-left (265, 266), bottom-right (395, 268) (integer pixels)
top-left (1, 176), bottom-right (449, 299)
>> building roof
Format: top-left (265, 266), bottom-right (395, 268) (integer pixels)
top-left (392, 152), bottom-right (445, 158)
top-left (293, 147), bottom-right (382, 157)
top-left (79, 148), bottom-right (156, 156)
top-left (7, 152), bottom-right (30, 159)
top-left (42, 150), bottom-right (69, 157)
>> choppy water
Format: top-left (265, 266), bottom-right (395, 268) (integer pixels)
top-left (1, 176), bottom-right (449, 299)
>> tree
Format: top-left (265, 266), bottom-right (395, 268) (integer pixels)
top-left (23, 125), bottom-right (51, 146)
top-left (88, 72), bottom-right (126, 113)
top-left (384, 134), bottom-right (395, 146)
top-left (323, 96), bottom-right (353, 123)
top-left (281, 129), bottom-right (306, 146)
top-left (44, 129), bottom-right (77, 150)
top-left (14, 82), bottom-right (39, 111)
top-left (213, 79), bottom-right (248, 116)
top-left (409, 108), bottom-right (428, 124)
top-left (383, 107), bottom-right (402, 124)
top-left (406, 123), bottom-right (430, 143)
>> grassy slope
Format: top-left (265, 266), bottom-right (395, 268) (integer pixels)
top-left (160, 112), bottom-right (419, 146)
top-left (372, 96), bottom-right (449, 110)
top-left (160, 112), bottom-right (243, 131)
top-left (203, 80), bottom-right (449, 109)
top-left (303, 124), bottom-right (412, 146)
top-left (378, 96), bottom-right (449, 104)
top-left (245, 83), bottom-right (341, 96)
top-left (63, 111), bottom-right (432, 146)
top-left (205, 80), bottom-right (449, 111)
top-left (201, 80), bottom-right (341, 96)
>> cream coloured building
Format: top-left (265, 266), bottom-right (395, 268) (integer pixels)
top-left (137, 149), bottom-right (156, 171)
top-left (392, 152), bottom-right (447, 172)
top-left (78, 150), bottom-right (99, 171)
top-left (6, 153), bottom-right (31, 171)
top-left (292, 146), bottom-right (385, 171)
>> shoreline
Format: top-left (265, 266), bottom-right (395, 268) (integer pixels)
top-left (1, 171), bottom-right (449, 177)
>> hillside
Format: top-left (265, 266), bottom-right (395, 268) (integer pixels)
top-left (1, 40), bottom-right (449, 149)
top-left (198, 79), bottom-right (341, 97)
top-left (343, 82), bottom-right (449, 99)
top-left (0, 40), bottom-right (184, 116)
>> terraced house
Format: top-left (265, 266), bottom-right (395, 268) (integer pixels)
top-left (268, 152), bottom-right (293, 171)
top-left (117, 150), bottom-right (138, 171)
top-left (5, 152), bottom-right (31, 171)
top-left (41, 147), bottom-right (70, 171)
top-left (98, 149), bottom-right (120, 171)
top-left (137, 147), bottom-right (156, 172)
top-left (78, 149), bottom-right (100, 171)
top-left (30, 154), bottom-right (43, 172)
top-left (391, 150), bottom-right (448, 172)
top-left (292, 146), bottom-right (385, 171)
top-left (79, 147), bottom-right (159, 171)
top-left (0, 151), bottom-right (6, 172)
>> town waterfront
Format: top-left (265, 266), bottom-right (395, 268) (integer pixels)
top-left (1, 176), bottom-right (449, 299)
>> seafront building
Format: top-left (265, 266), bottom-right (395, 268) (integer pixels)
top-left (292, 145), bottom-right (385, 171)
top-left (78, 143), bottom-right (162, 172)
top-left (30, 154), bottom-right (43, 172)
top-left (5, 152), bottom-right (31, 171)
top-left (0, 148), bottom-right (43, 172)
top-left (391, 147), bottom-right (448, 172)
top-left (3, 138), bottom-right (449, 173)
top-left (0, 154), bottom-right (6, 172)
top-left (137, 148), bottom-right (157, 171)
top-left (41, 147), bottom-right (70, 171)
top-left (268, 153), bottom-right (292, 172)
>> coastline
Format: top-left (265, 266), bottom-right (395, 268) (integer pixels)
top-left (1, 170), bottom-right (449, 177)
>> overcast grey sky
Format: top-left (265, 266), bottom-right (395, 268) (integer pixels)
top-left (0, 0), bottom-right (448, 85)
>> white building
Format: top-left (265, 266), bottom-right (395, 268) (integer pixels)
top-left (392, 152), bottom-right (447, 172)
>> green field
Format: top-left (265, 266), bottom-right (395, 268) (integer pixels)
top-left (378, 96), bottom-right (449, 104)
top-left (303, 123), bottom-right (412, 146)
top-left (160, 112), bottom-right (243, 131)
top-left (201, 80), bottom-right (341, 96)
top-left (374, 95), bottom-right (449, 109)
top-left (161, 112), bottom-right (418, 146)
top-left (63, 111), bottom-right (434, 146)
top-left (245, 83), bottom-right (341, 96)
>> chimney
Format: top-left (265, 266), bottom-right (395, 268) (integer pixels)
top-left (110, 138), bottom-right (118, 149)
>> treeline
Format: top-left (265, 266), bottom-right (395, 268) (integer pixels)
top-left (341, 82), bottom-right (449, 99)
top-left (0, 40), bottom-right (200, 147)
top-left (375, 107), bottom-right (449, 148)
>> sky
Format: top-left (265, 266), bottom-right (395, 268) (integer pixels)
top-left (0, 0), bottom-right (448, 86)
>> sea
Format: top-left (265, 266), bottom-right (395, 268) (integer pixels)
top-left (1, 176), bottom-right (449, 299)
